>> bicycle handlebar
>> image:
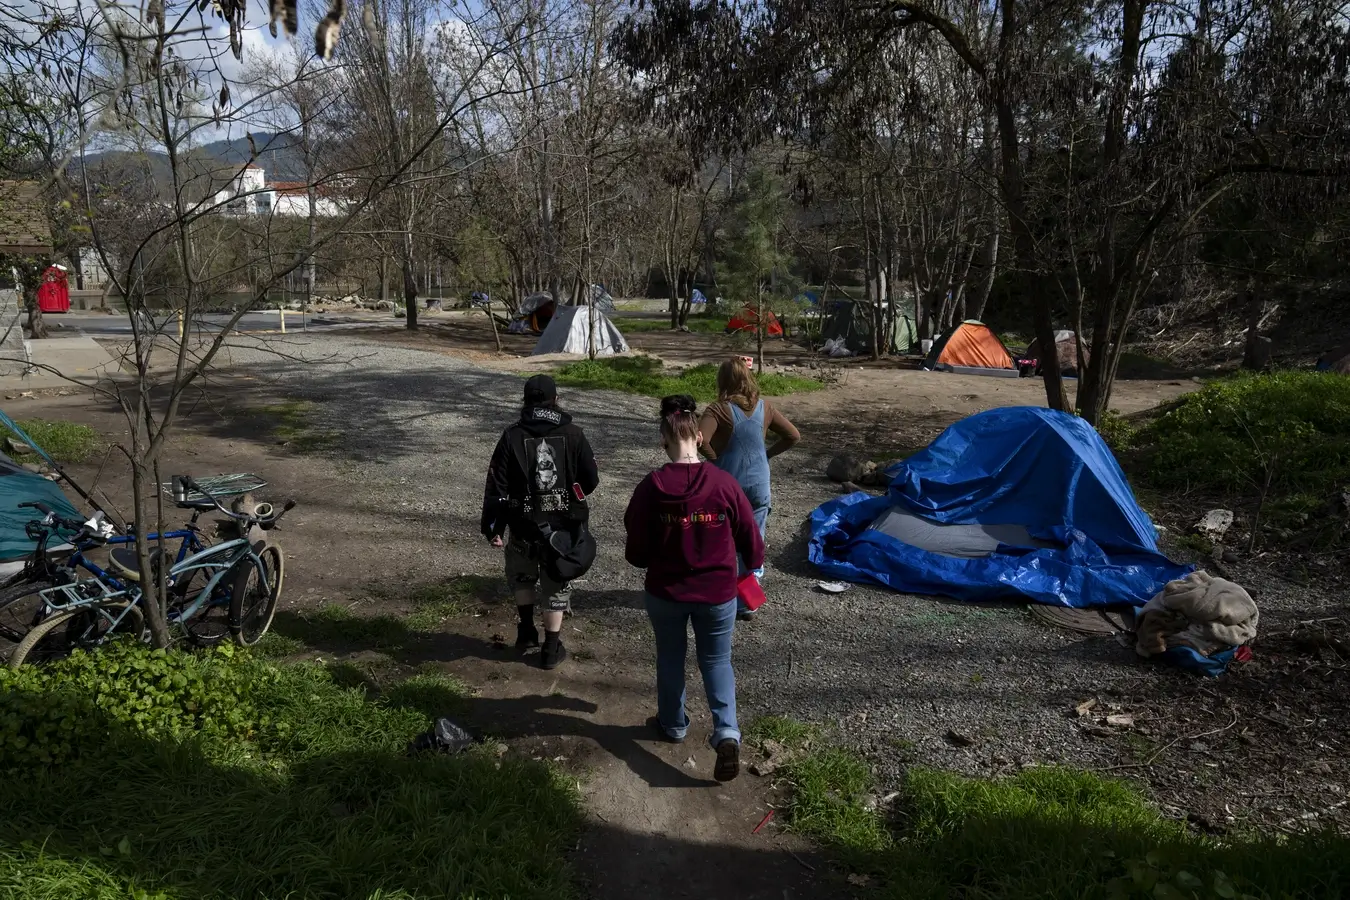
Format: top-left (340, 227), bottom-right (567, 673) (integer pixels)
top-left (19, 501), bottom-right (88, 533)
top-left (182, 477), bottom-right (296, 530)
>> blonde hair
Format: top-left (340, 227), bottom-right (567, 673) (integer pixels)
top-left (716, 357), bottom-right (760, 413)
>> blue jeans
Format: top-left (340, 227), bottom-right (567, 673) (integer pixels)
top-left (645, 594), bottom-right (740, 747)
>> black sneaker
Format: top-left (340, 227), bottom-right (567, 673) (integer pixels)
top-left (714, 739), bottom-right (740, 782)
top-left (647, 715), bottom-right (685, 744)
top-left (540, 639), bottom-right (568, 670)
top-left (515, 622), bottom-right (540, 651)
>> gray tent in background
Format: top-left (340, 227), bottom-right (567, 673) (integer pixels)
top-left (531, 305), bottom-right (629, 356)
top-left (1026, 330), bottom-right (1089, 376)
top-left (820, 301), bottom-right (917, 355)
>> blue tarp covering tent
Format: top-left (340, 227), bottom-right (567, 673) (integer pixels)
top-left (808, 407), bottom-right (1191, 607)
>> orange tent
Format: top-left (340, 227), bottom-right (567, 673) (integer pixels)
top-left (923, 321), bottom-right (1015, 372)
top-left (726, 306), bottom-right (784, 337)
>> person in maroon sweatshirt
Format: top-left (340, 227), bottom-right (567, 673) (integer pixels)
top-left (623, 394), bottom-right (764, 782)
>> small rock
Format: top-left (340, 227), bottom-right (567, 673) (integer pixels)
top-left (1221, 547), bottom-right (1239, 564)
top-left (944, 728), bottom-right (976, 748)
top-left (992, 754), bottom-right (1010, 765)
top-left (749, 760), bottom-right (779, 777)
top-left (683, 756), bottom-right (698, 770)
top-left (1195, 508), bottom-right (1234, 541)
top-left (761, 739), bottom-right (785, 759)
top-left (826, 453), bottom-right (869, 483)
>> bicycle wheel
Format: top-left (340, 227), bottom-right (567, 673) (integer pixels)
top-left (173, 564), bottom-right (233, 646)
top-left (8, 601), bottom-right (145, 668)
top-left (229, 542), bottom-right (283, 647)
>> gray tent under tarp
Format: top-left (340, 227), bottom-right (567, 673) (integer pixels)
top-left (820, 301), bottom-right (917, 355)
top-left (865, 507), bottom-right (1057, 559)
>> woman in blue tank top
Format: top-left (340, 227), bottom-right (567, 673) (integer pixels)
top-left (698, 358), bottom-right (801, 618)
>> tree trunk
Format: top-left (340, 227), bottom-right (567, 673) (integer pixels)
top-left (380, 256), bottom-right (389, 304)
top-left (402, 255), bottom-right (419, 330)
top-left (969, 223), bottom-right (999, 321)
top-left (1241, 283), bottom-right (1271, 371)
top-left (130, 460), bottom-right (171, 647)
top-left (755, 286), bottom-right (765, 373)
top-left (26, 293), bottom-right (48, 339)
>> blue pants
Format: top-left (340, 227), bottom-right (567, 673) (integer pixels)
top-left (645, 594), bottom-right (740, 747)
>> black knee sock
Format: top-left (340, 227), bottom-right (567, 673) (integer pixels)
top-left (542, 628), bottom-right (561, 648)
top-left (518, 604), bottom-right (535, 626)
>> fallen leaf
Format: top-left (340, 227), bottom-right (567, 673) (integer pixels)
top-left (1074, 699), bottom-right (1098, 718)
top-left (1106, 714), bottom-right (1135, 729)
top-left (847, 874), bottom-right (871, 887)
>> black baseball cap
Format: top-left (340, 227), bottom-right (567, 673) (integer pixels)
top-left (524, 374), bottom-right (557, 404)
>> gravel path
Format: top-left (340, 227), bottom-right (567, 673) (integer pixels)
top-left (213, 334), bottom-right (1348, 827)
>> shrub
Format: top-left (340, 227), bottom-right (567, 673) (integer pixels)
top-left (1134, 372), bottom-right (1350, 496)
top-left (0, 641), bottom-right (258, 771)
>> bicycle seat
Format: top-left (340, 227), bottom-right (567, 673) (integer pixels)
top-left (109, 547), bottom-right (144, 582)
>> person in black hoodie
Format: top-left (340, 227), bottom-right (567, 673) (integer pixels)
top-left (481, 375), bottom-right (599, 669)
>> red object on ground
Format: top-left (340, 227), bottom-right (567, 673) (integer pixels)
top-left (36, 266), bottom-right (70, 313)
top-left (1235, 645), bottom-right (1254, 663)
top-left (726, 306), bottom-right (784, 337)
top-left (752, 809), bottom-right (775, 834)
top-left (737, 573), bottom-right (767, 612)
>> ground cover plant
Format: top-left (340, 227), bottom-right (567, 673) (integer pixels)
top-left (0, 641), bottom-right (582, 899)
top-left (1120, 371), bottom-right (1350, 547)
top-left (752, 717), bottom-right (1350, 899)
top-left (554, 355), bottom-right (821, 402)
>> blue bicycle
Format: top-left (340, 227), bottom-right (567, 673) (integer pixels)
top-left (0, 476), bottom-right (293, 666)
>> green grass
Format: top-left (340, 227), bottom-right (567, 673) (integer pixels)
top-left (12, 419), bottom-right (100, 463)
top-left (0, 648), bottom-right (581, 899)
top-left (554, 355), bottom-right (822, 403)
top-left (611, 314), bottom-right (730, 334)
top-left (1126, 371), bottom-right (1350, 547)
top-left (745, 715), bottom-right (819, 749)
top-left (769, 728), bottom-right (1350, 899)
top-left (255, 400), bottom-right (337, 453)
top-left (271, 576), bottom-right (505, 653)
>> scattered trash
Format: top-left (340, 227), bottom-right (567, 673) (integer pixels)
top-left (1196, 508), bottom-right (1234, 541)
top-left (408, 717), bottom-right (477, 755)
top-left (944, 728), bottom-right (976, 747)
top-left (816, 581), bottom-right (851, 594)
top-left (752, 810), bottom-right (775, 834)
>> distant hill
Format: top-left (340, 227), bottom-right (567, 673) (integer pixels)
top-left (81, 131), bottom-right (309, 184)
top-left (200, 133), bottom-right (307, 181)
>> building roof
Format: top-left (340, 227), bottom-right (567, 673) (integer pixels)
top-left (0, 180), bottom-right (53, 257)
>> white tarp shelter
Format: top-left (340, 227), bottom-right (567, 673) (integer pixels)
top-left (531, 305), bottom-right (629, 356)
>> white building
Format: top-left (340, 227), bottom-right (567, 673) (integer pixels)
top-left (211, 164), bottom-right (341, 218)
